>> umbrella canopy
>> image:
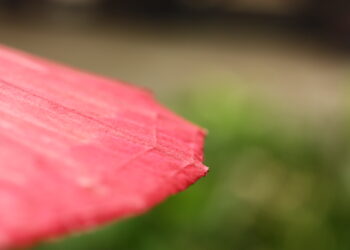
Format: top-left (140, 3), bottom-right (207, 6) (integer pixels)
top-left (0, 45), bottom-right (208, 249)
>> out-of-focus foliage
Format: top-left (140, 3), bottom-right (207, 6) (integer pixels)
top-left (34, 84), bottom-right (350, 250)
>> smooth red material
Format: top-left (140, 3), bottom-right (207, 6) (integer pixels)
top-left (0, 45), bottom-right (207, 249)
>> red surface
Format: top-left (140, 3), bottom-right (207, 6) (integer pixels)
top-left (0, 45), bottom-right (207, 249)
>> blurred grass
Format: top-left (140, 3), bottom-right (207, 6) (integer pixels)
top-left (33, 84), bottom-right (350, 250)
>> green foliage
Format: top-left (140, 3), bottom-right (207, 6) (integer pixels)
top-left (34, 86), bottom-right (350, 250)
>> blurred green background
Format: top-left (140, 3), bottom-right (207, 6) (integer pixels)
top-left (0, 1), bottom-right (349, 249)
top-left (33, 83), bottom-right (350, 250)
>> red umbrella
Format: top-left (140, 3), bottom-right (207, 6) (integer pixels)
top-left (0, 45), bottom-right (208, 248)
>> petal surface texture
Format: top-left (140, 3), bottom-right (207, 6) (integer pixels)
top-left (0, 45), bottom-right (207, 249)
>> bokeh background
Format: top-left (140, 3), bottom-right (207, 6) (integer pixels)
top-left (0, 1), bottom-right (349, 249)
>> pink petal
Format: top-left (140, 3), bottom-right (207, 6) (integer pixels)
top-left (0, 45), bottom-right (208, 248)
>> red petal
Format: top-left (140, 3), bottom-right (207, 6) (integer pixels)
top-left (0, 45), bottom-right (207, 248)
